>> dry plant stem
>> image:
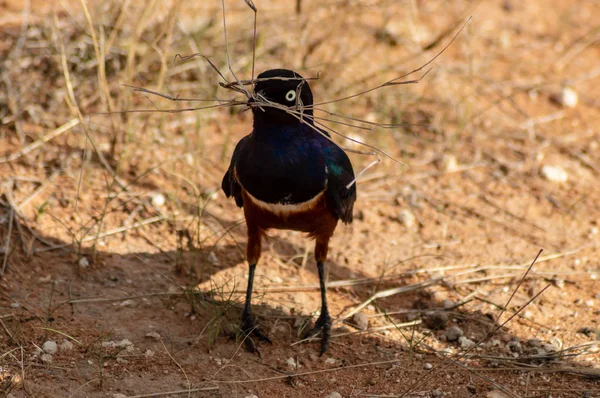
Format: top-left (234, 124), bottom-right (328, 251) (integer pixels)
top-left (0, 119), bottom-right (80, 164)
top-left (159, 339), bottom-right (191, 398)
top-left (125, 387), bottom-right (219, 398)
top-left (311, 17), bottom-right (471, 107)
top-left (337, 279), bottom-right (441, 323)
top-left (1, 208), bottom-right (14, 276)
top-left (53, 15), bottom-right (129, 200)
top-left (220, 0), bottom-right (251, 99)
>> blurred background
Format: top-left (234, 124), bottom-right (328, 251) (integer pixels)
top-left (0, 0), bottom-right (599, 397)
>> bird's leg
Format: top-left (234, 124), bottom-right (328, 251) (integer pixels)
top-left (305, 238), bottom-right (332, 356)
top-left (241, 227), bottom-right (271, 353)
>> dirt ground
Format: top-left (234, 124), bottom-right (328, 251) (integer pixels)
top-left (1, 0), bottom-right (599, 397)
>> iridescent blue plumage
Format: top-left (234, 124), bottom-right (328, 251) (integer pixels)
top-left (223, 122), bottom-right (355, 223)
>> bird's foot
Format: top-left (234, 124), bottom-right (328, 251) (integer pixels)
top-left (241, 312), bottom-right (272, 354)
top-left (304, 311), bottom-right (331, 356)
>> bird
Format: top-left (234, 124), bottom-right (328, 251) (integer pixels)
top-left (221, 68), bottom-right (356, 355)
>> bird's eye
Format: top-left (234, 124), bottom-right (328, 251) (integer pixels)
top-left (285, 90), bottom-right (297, 102)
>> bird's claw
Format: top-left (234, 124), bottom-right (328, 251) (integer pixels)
top-left (241, 312), bottom-right (272, 355)
top-left (303, 312), bottom-right (331, 356)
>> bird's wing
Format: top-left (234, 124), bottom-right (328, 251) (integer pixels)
top-left (324, 145), bottom-right (356, 224)
top-left (221, 135), bottom-right (249, 208)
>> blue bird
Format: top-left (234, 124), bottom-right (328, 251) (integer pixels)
top-left (222, 69), bottom-right (356, 355)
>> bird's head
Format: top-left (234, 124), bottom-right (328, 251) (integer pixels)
top-left (249, 69), bottom-right (314, 126)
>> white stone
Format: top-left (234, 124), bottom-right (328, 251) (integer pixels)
top-left (145, 332), bottom-right (161, 340)
top-left (397, 209), bottom-right (416, 228)
top-left (486, 390), bottom-right (512, 398)
top-left (117, 339), bottom-right (133, 348)
top-left (60, 339), bottom-right (74, 352)
top-left (441, 153), bottom-right (458, 172)
top-left (42, 341), bottom-right (58, 355)
top-left (459, 336), bottom-right (475, 349)
top-left (445, 326), bottom-right (464, 341)
top-left (150, 193), bottom-right (166, 207)
top-left (352, 313), bottom-right (369, 330)
top-left (285, 357), bottom-right (300, 369)
top-left (424, 362), bottom-right (433, 370)
top-left (556, 87), bottom-right (578, 108)
top-left (324, 393), bottom-right (342, 398)
top-left (40, 353), bottom-right (53, 363)
top-left (119, 299), bottom-right (136, 308)
top-left (78, 257), bottom-right (90, 268)
top-left (541, 165), bottom-right (568, 183)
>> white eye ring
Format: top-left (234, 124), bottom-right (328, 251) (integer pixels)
top-left (285, 90), bottom-right (297, 102)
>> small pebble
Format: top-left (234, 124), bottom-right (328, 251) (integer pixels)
top-left (117, 339), bottom-right (133, 348)
top-left (145, 349), bottom-right (155, 358)
top-left (555, 87), bottom-right (578, 108)
top-left (42, 341), bottom-right (58, 355)
top-left (40, 353), bottom-right (53, 363)
top-left (78, 257), bottom-right (90, 268)
top-left (352, 313), bottom-right (369, 331)
top-left (441, 153), bottom-right (458, 172)
top-left (553, 278), bottom-right (565, 289)
top-left (324, 393), bottom-right (342, 398)
top-left (445, 326), bottom-right (464, 342)
top-left (113, 394), bottom-right (128, 398)
top-left (397, 209), bottom-right (416, 228)
top-left (459, 336), bottom-right (475, 349)
top-left (145, 332), bottom-right (161, 340)
top-left (424, 362), bottom-right (433, 370)
top-left (60, 339), bottom-right (74, 352)
top-left (486, 390), bottom-right (511, 398)
top-left (119, 299), bottom-right (136, 308)
top-left (285, 357), bottom-right (300, 369)
top-left (540, 165), bottom-right (568, 183)
top-left (150, 193), bottom-right (166, 207)
top-left (325, 357), bottom-right (337, 365)
top-left (431, 388), bottom-right (443, 397)
top-left (584, 299), bottom-right (594, 307)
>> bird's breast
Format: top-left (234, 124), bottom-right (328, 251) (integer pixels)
top-left (241, 188), bottom-right (337, 236)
